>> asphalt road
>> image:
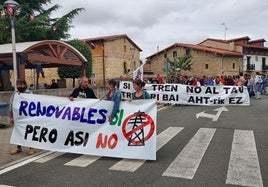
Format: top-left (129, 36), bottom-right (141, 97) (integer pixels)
top-left (0, 96), bottom-right (267, 187)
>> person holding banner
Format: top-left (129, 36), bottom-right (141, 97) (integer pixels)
top-left (254, 72), bottom-right (263, 99)
top-left (103, 79), bottom-right (122, 122)
top-left (69, 77), bottom-right (97, 101)
top-left (10, 79), bottom-right (35, 155)
top-left (129, 78), bottom-right (151, 100)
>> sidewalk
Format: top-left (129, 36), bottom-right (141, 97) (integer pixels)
top-left (0, 125), bottom-right (42, 169)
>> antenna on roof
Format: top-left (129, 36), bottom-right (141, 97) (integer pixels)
top-left (221, 22), bottom-right (230, 40)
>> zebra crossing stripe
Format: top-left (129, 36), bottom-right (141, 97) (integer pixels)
top-left (64, 155), bottom-right (101, 167)
top-left (226, 130), bottom-right (263, 187)
top-left (162, 128), bottom-right (216, 179)
top-left (0, 151), bottom-right (53, 175)
top-left (109, 127), bottom-right (184, 172)
top-left (34, 152), bottom-right (65, 163)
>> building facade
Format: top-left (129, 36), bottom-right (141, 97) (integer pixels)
top-left (199, 36), bottom-right (268, 76)
top-left (82, 34), bottom-right (142, 86)
top-left (146, 43), bottom-right (243, 78)
top-left (147, 36), bottom-right (268, 79)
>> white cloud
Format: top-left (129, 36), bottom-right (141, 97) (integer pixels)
top-left (51, 0), bottom-right (268, 60)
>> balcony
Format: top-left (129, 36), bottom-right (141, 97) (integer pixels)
top-left (262, 65), bottom-right (268, 71)
top-left (246, 64), bottom-right (255, 71)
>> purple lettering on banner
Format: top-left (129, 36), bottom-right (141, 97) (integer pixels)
top-left (62, 107), bottom-right (71, 120)
top-left (46, 105), bottom-right (56, 117)
top-left (96, 109), bottom-right (107, 124)
top-left (29, 102), bottom-right (37, 116)
top-left (87, 108), bottom-right (98, 124)
top-left (72, 107), bottom-right (81, 120)
top-left (19, 101), bottom-right (28, 116)
top-left (18, 100), bottom-right (109, 125)
top-left (36, 102), bottom-right (46, 116)
top-left (55, 106), bottom-right (65, 118)
top-left (80, 107), bottom-right (87, 123)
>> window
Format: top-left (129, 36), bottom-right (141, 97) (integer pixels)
top-left (262, 57), bottom-right (266, 64)
top-left (262, 57), bottom-right (267, 71)
top-left (246, 56), bottom-right (251, 70)
top-left (124, 45), bottom-right (126, 52)
top-left (133, 61), bottom-right (136, 70)
top-left (247, 56), bottom-right (251, 63)
top-left (186, 49), bottom-right (191, 56)
top-left (205, 64), bottom-right (208, 69)
top-left (173, 51), bottom-right (177, 58)
top-left (232, 63), bottom-right (236, 69)
top-left (164, 53), bottom-right (167, 58)
top-left (123, 62), bottom-right (127, 74)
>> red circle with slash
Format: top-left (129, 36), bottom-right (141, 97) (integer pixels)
top-left (122, 113), bottom-right (155, 144)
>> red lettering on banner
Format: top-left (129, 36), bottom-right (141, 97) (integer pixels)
top-left (96, 133), bottom-right (118, 149)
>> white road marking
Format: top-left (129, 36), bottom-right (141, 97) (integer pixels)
top-left (226, 130), bottom-right (263, 187)
top-left (157, 106), bottom-right (169, 111)
top-left (162, 128), bottom-right (216, 179)
top-left (0, 185), bottom-right (15, 187)
top-left (64, 155), bottom-right (101, 167)
top-left (34, 152), bottom-right (65, 163)
top-left (109, 127), bottom-right (184, 172)
top-left (0, 151), bottom-right (54, 175)
top-left (196, 106), bottom-right (228, 121)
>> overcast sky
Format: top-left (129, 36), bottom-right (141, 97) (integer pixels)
top-left (51, 0), bottom-right (268, 60)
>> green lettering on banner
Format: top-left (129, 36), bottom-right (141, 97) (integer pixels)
top-left (110, 109), bottom-right (124, 126)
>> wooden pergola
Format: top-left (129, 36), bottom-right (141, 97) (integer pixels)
top-left (0, 40), bottom-right (87, 88)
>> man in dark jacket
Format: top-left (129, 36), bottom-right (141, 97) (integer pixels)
top-left (50, 79), bottom-right (58, 89)
top-left (69, 77), bottom-right (97, 101)
top-left (10, 79), bottom-right (35, 155)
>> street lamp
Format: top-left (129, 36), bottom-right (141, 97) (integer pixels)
top-left (3, 0), bottom-right (20, 91)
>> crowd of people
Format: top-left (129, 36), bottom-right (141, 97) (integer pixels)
top-left (150, 73), bottom-right (268, 100)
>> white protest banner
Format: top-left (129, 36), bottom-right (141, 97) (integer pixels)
top-left (10, 93), bottom-right (157, 160)
top-left (133, 64), bottom-right (144, 80)
top-left (119, 81), bottom-right (250, 106)
top-left (119, 81), bottom-right (135, 100)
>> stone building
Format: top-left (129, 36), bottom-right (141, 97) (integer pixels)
top-left (146, 36), bottom-right (268, 79)
top-left (199, 36), bottom-right (268, 76)
top-left (81, 34), bottom-right (142, 86)
top-left (146, 43), bottom-right (243, 78)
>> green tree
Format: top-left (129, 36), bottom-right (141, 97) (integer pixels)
top-left (164, 55), bottom-right (193, 76)
top-left (0, 0), bottom-right (84, 43)
top-left (58, 39), bottom-right (92, 87)
top-left (0, 0), bottom-right (84, 90)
